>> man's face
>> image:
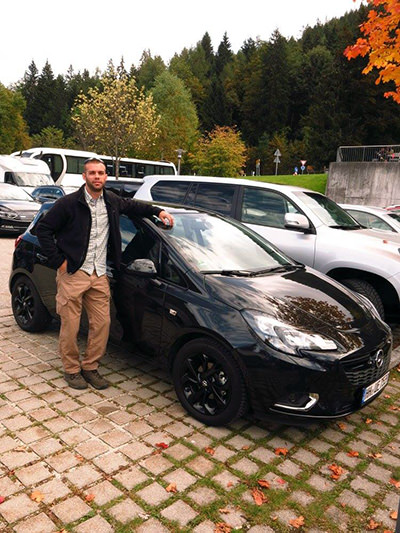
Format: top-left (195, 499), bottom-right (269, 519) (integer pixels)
top-left (83, 162), bottom-right (107, 194)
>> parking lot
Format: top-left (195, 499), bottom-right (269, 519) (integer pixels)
top-left (0, 235), bottom-right (399, 532)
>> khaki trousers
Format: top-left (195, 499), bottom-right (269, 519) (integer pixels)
top-left (56, 270), bottom-right (111, 373)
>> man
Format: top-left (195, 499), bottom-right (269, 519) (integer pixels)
top-left (36, 157), bottom-right (174, 390)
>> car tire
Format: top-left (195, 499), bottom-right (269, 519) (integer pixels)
top-left (342, 278), bottom-right (385, 320)
top-left (11, 276), bottom-right (51, 332)
top-left (172, 338), bottom-right (248, 426)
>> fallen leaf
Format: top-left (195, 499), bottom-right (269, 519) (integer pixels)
top-left (389, 405), bottom-right (399, 410)
top-left (276, 477), bottom-right (286, 485)
top-left (384, 394), bottom-right (391, 399)
top-left (337, 422), bottom-right (347, 430)
top-left (366, 518), bottom-right (381, 530)
top-left (155, 442), bottom-right (169, 449)
top-left (389, 478), bottom-right (400, 488)
top-left (365, 418), bottom-right (373, 424)
top-left (15, 446), bottom-right (26, 452)
top-left (75, 454), bottom-right (84, 461)
top-left (205, 447), bottom-right (215, 455)
top-left (274, 447), bottom-right (288, 456)
top-left (218, 507), bottom-right (231, 514)
top-left (257, 479), bottom-right (270, 489)
top-left (226, 481), bottom-right (234, 488)
top-left (241, 445), bottom-right (250, 450)
top-left (30, 490), bottom-right (44, 503)
top-left (0, 496), bottom-right (5, 504)
top-left (289, 515), bottom-right (305, 528)
top-left (328, 464), bottom-right (345, 480)
top-left (389, 510), bottom-right (398, 520)
top-left (347, 450), bottom-right (359, 457)
top-left (152, 449), bottom-right (162, 455)
top-left (165, 483), bottom-right (177, 493)
top-left (251, 487), bottom-right (267, 505)
top-left (214, 523), bottom-right (231, 533)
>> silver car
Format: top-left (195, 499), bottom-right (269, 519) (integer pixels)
top-left (341, 204), bottom-right (400, 234)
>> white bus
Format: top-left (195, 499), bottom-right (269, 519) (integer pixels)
top-left (12, 147), bottom-right (177, 190)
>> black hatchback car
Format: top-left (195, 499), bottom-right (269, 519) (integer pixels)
top-left (9, 202), bottom-right (392, 426)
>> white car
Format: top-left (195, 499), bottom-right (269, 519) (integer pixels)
top-left (135, 175), bottom-right (400, 320)
top-left (341, 204), bottom-right (400, 234)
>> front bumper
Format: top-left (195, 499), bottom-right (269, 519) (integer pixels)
top-left (242, 333), bottom-right (392, 420)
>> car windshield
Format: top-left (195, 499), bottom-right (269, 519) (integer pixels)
top-left (13, 172), bottom-right (53, 187)
top-left (160, 212), bottom-right (293, 272)
top-left (0, 186), bottom-right (35, 201)
top-left (295, 192), bottom-right (360, 228)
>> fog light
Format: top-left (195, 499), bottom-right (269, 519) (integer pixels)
top-left (273, 393), bottom-right (319, 412)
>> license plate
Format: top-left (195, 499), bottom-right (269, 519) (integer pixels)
top-left (362, 372), bottom-right (389, 405)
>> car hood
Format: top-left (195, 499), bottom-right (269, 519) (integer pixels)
top-left (0, 200), bottom-right (40, 213)
top-left (203, 267), bottom-right (386, 351)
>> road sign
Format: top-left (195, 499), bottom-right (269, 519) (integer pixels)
top-left (274, 157), bottom-right (280, 163)
top-left (274, 149), bottom-right (281, 157)
top-left (300, 160), bottom-right (307, 166)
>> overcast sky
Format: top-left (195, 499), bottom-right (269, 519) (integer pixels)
top-left (1, 0), bottom-right (363, 87)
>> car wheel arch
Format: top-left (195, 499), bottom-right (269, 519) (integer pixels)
top-left (328, 267), bottom-right (398, 316)
top-left (167, 331), bottom-right (250, 383)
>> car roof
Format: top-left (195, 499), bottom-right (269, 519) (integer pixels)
top-left (141, 175), bottom-right (312, 194)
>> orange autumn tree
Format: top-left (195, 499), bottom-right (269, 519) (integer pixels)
top-left (344, 0), bottom-right (400, 104)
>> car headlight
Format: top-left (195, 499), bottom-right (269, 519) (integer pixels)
top-left (241, 310), bottom-right (337, 355)
top-left (0, 207), bottom-right (18, 219)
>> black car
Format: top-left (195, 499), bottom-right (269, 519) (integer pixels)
top-left (104, 178), bottom-right (144, 198)
top-left (30, 185), bottom-right (65, 202)
top-left (0, 183), bottom-right (40, 234)
top-left (9, 202), bottom-right (392, 426)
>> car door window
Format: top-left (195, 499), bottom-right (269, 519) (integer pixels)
top-left (241, 188), bottom-right (301, 228)
top-left (151, 181), bottom-right (191, 203)
top-left (120, 216), bottom-right (160, 267)
top-left (190, 183), bottom-right (236, 216)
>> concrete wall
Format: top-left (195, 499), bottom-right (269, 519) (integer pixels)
top-left (327, 162), bottom-right (400, 206)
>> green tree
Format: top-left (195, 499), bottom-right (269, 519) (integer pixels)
top-left (190, 126), bottom-right (246, 177)
top-left (0, 84), bottom-right (30, 152)
top-left (136, 50), bottom-right (166, 91)
top-left (71, 74), bottom-right (160, 176)
top-left (31, 126), bottom-right (75, 149)
top-left (149, 71), bottom-right (199, 165)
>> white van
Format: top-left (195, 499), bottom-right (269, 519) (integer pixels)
top-left (135, 175), bottom-right (400, 320)
top-left (0, 155), bottom-right (53, 193)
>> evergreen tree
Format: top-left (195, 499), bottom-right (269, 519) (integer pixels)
top-left (136, 51), bottom-right (166, 91)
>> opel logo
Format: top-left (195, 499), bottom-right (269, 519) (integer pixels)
top-left (371, 349), bottom-right (384, 369)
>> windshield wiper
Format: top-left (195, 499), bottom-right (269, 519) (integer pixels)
top-left (247, 264), bottom-right (305, 276)
top-left (202, 264), bottom-right (305, 277)
top-left (328, 224), bottom-right (362, 230)
top-left (202, 270), bottom-right (255, 277)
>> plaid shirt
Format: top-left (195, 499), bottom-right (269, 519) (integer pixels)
top-left (80, 188), bottom-right (110, 276)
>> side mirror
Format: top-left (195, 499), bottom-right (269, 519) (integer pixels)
top-left (126, 258), bottom-right (157, 277)
top-left (284, 213), bottom-right (310, 231)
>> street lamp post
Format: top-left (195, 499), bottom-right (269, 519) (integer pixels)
top-left (174, 148), bottom-right (186, 175)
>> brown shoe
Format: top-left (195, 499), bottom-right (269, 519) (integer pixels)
top-left (81, 369), bottom-right (109, 390)
top-left (64, 372), bottom-right (88, 390)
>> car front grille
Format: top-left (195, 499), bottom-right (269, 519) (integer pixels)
top-left (341, 342), bottom-right (391, 387)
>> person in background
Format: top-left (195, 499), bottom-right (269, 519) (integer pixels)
top-left (36, 157), bottom-right (174, 390)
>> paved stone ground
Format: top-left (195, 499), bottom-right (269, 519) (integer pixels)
top-left (0, 237), bottom-right (399, 532)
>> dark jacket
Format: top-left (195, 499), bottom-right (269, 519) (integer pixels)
top-left (36, 184), bottom-right (162, 273)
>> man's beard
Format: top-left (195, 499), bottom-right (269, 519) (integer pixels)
top-left (86, 181), bottom-right (104, 193)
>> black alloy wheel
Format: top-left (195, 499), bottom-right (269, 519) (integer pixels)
top-left (172, 338), bottom-right (248, 426)
top-left (11, 276), bottom-right (51, 332)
